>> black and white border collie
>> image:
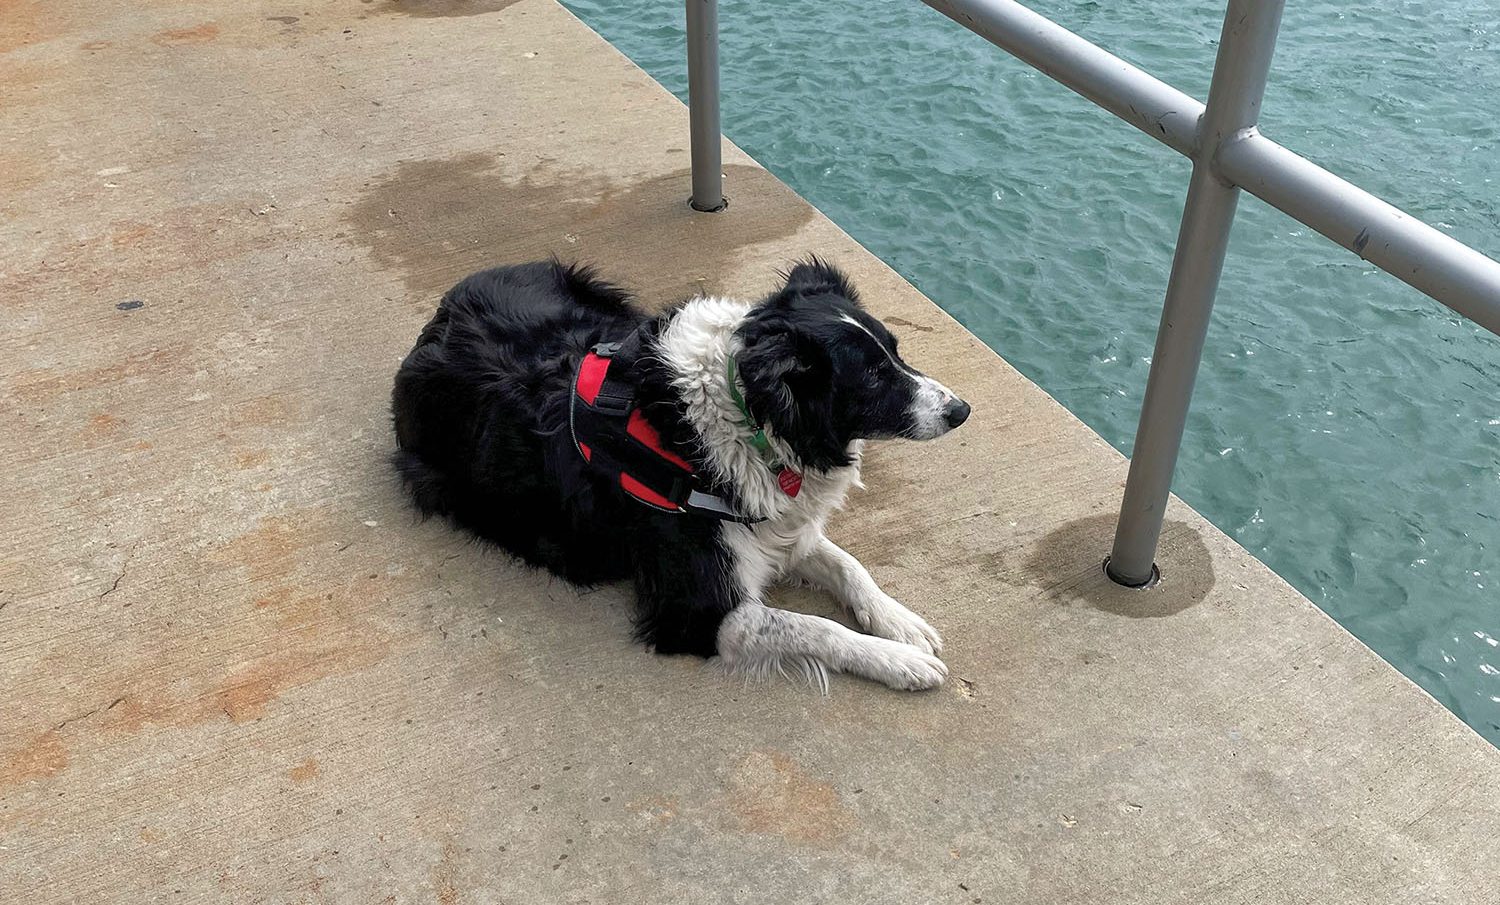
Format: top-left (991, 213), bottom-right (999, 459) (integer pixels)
top-left (392, 259), bottom-right (970, 691)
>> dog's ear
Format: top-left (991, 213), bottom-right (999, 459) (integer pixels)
top-left (737, 326), bottom-right (851, 472)
top-left (779, 257), bottom-right (861, 307)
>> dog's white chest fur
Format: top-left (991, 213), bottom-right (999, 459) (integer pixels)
top-left (722, 457), bottom-right (863, 596)
top-left (653, 296), bottom-right (946, 691)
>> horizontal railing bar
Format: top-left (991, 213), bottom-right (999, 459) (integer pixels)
top-left (1219, 131), bottom-right (1500, 337)
top-left (900, 0), bottom-right (1500, 583)
top-left (918, 0), bottom-right (1500, 339)
top-left (921, 0), bottom-right (1203, 157)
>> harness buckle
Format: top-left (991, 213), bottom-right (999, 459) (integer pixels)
top-left (589, 391), bottom-right (633, 416)
top-left (583, 343), bottom-right (632, 414)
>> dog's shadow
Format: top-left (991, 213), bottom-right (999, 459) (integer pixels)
top-left (769, 577), bottom-right (863, 627)
top-left (402, 519), bottom-right (863, 691)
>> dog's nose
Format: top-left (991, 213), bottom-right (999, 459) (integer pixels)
top-left (943, 398), bottom-right (971, 429)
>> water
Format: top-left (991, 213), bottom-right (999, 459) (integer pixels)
top-left (562, 0), bottom-right (1500, 745)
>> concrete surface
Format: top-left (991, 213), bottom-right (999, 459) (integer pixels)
top-left (2, 1), bottom-right (1497, 903)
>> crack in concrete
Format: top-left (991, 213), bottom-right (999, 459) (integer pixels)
top-left (54, 697), bottom-right (126, 732)
top-left (99, 546), bottom-right (138, 600)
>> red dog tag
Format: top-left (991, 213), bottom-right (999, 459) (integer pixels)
top-left (778, 467), bottom-right (802, 498)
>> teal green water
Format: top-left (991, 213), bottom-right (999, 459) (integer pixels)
top-left (563, 0), bottom-right (1500, 744)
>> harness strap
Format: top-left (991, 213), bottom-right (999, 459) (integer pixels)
top-left (569, 333), bottom-right (761, 522)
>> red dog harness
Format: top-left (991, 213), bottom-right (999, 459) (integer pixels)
top-left (569, 335), bottom-right (757, 522)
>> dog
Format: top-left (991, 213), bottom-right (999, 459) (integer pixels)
top-left (391, 258), bottom-right (970, 690)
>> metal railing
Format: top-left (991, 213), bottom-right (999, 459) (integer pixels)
top-left (683, 0), bottom-right (1500, 587)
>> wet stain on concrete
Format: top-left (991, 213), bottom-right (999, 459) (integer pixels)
top-left (346, 153), bottom-right (813, 306)
top-left (151, 23), bottom-right (220, 46)
top-left (1025, 513), bottom-right (1214, 618)
top-left (372, 0), bottom-right (523, 17)
top-left (837, 477), bottom-right (1011, 581)
top-left (726, 751), bottom-right (851, 843)
top-left (883, 314), bottom-right (934, 333)
top-left (961, 547), bottom-right (1007, 577)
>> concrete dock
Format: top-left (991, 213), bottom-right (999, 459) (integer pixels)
top-left (3, 1), bottom-right (1497, 902)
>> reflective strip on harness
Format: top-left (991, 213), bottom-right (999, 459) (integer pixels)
top-left (620, 473), bottom-right (678, 510)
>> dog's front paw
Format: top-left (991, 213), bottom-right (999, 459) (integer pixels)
top-left (854, 594), bottom-right (944, 655)
top-left (861, 639), bottom-right (948, 691)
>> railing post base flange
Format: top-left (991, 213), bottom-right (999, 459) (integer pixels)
top-left (1103, 557), bottom-right (1161, 590)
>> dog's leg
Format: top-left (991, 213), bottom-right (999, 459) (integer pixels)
top-left (716, 602), bottom-right (947, 692)
top-left (791, 536), bottom-right (943, 654)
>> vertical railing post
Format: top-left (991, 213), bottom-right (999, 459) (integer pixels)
top-left (1106, 0), bottom-right (1287, 587)
top-left (685, 0), bottom-right (726, 212)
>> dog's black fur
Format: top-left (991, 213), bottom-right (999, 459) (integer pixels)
top-left (392, 259), bottom-right (951, 658)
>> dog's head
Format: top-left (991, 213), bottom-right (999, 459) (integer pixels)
top-left (735, 259), bottom-right (971, 471)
